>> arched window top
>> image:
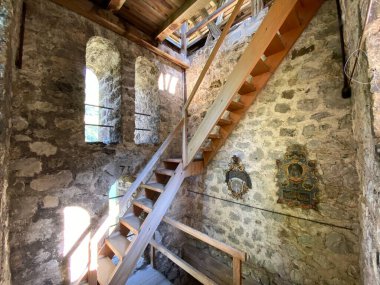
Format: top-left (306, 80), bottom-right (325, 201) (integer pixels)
top-left (86, 36), bottom-right (121, 77)
top-left (85, 37), bottom-right (121, 144)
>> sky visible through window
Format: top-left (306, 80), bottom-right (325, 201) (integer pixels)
top-left (85, 68), bottom-right (100, 142)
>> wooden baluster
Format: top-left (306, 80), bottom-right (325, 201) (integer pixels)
top-left (232, 257), bottom-right (242, 285)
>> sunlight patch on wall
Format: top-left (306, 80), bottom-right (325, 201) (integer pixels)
top-left (159, 72), bottom-right (178, 95)
top-left (64, 206), bottom-right (90, 282)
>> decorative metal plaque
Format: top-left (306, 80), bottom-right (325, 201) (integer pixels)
top-left (276, 145), bottom-right (319, 209)
top-left (225, 155), bottom-right (252, 199)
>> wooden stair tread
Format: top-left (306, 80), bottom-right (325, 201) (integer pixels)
top-left (106, 232), bottom-right (130, 259)
top-left (217, 118), bottom-right (233, 126)
top-left (208, 133), bottom-right (221, 139)
top-left (201, 145), bottom-right (213, 152)
top-left (134, 196), bottom-right (155, 212)
top-left (141, 182), bottom-right (165, 193)
top-left (264, 33), bottom-right (285, 56)
top-left (279, 5), bottom-right (301, 34)
top-left (250, 58), bottom-right (270, 77)
top-left (238, 81), bottom-right (256, 95)
top-left (155, 168), bottom-right (175, 177)
top-left (126, 265), bottom-right (172, 285)
top-left (120, 213), bottom-right (143, 234)
top-left (227, 101), bottom-right (245, 111)
top-left (97, 257), bottom-right (115, 285)
top-left (163, 158), bottom-right (182, 163)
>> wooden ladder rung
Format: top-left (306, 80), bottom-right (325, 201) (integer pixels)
top-left (227, 101), bottom-right (245, 111)
top-left (264, 33), bottom-right (285, 57)
top-left (238, 81), bottom-right (256, 95)
top-left (217, 118), bottom-right (233, 126)
top-left (250, 59), bottom-right (270, 77)
top-left (279, 5), bottom-right (302, 34)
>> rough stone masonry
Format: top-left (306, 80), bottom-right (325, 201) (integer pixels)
top-left (185, 1), bottom-right (361, 284)
top-left (6, 0), bottom-right (184, 284)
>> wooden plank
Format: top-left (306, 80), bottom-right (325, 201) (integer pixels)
top-left (227, 101), bottom-right (245, 111)
top-left (232, 257), bottom-right (242, 285)
top-left (184, 160), bottom-right (205, 176)
top-left (279, 5), bottom-right (301, 34)
top-left (151, 240), bottom-right (218, 285)
top-left (120, 214), bottom-right (143, 234)
top-left (187, 0), bottom-right (239, 37)
top-left (109, 163), bottom-right (186, 285)
top-left (49, 0), bottom-right (189, 69)
top-left (201, 8), bottom-right (222, 39)
top-left (186, 0), bottom-right (300, 164)
top-left (183, 244), bottom-right (233, 285)
top-left (250, 59), bottom-right (270, 77)
top-left (264, 33), bottom-right (285, 56)
top-left (141, 182), bottom-right (165, 193)
top-left (156, 0), bottom-right (212, 41)
top-left (119, 119), bottom-right (183, 212)
top-left (108, 0), bottom-right (127, 11)
top-left (181, 22), bottom-right (188, 57)
top-left (105, 232), bottom-right (130, 260)
top-left (164, 218), bottom-right (245, 260)
top-left (132, 197), bottom-right (245, 260)
top-left (201, 0), bottom-right (325, 165)
top-left (184, 0), bottom-right (245, 111)
top-left (97, 257), bottom-right (115, 285)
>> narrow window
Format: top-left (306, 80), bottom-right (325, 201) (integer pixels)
top-left (85, 37), bottom-right (121, 144)
top-left (134, 57), bottom-right (160, 145)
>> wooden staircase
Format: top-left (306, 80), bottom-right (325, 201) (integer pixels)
top-left (185, 0), bottom-right (325, 166)
top-left (75, 0), bottom-right (324, 284)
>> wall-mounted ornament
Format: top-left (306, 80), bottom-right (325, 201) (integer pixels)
top-left (225, 155), bottom-right (252, 199)
top-left (276, 144), bottom-right (319, 209)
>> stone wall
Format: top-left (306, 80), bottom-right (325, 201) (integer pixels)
top-left (7, 0), bottom-right (184, 284)
top-left (0, 0), bottom-right (22, 283)
top-left (339, 0), bottom-right (380, 284)
top-left (185, 1), bottom-right (361, 284)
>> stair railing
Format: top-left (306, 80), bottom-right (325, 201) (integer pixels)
top-left (182, 0), bottom-right (299, 167)
top-left (182, 0), bottom-right (245, 167)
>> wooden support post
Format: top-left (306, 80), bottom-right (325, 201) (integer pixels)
top-left (150, 234), bottom-right (156, 269)
top-left (201, 8), bottom-right (222, 39)
top-left (232, 257), bottom-right (242, 285)
top-left (181, 22), bottom-right (188, 57)
top-left (183, 0), bottom-right (244, 111)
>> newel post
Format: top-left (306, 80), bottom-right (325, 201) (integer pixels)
top-left (233, 257), bottom-right (242, 285)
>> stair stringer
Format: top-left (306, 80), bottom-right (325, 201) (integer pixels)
top-left (108, 163), bottom-right (186, 285)
top-left (186, 0), bottom-right (325, 166)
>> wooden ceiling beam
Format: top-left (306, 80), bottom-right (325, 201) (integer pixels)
top-left (186, 0), bottom-right (239, 37)
top-left (49, 0), bottom-right (189, 69)
top-left (108, 0), bottom-right (127, 11)
top-left (156, 0), bottom-right (211, 42)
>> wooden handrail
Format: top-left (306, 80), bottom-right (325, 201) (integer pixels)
top-left (109, 163), bottom-right (186, 285)
top-left (186, 0), bottom-right (299, 165)
top-left (119, 118), bottom-right (184, 211)
top-left (183, 0), bottom-right (245, 112)
top-left (163, 216), bottom-right (245, 261)
top-left (151, 240), bottom-right (218, 285)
